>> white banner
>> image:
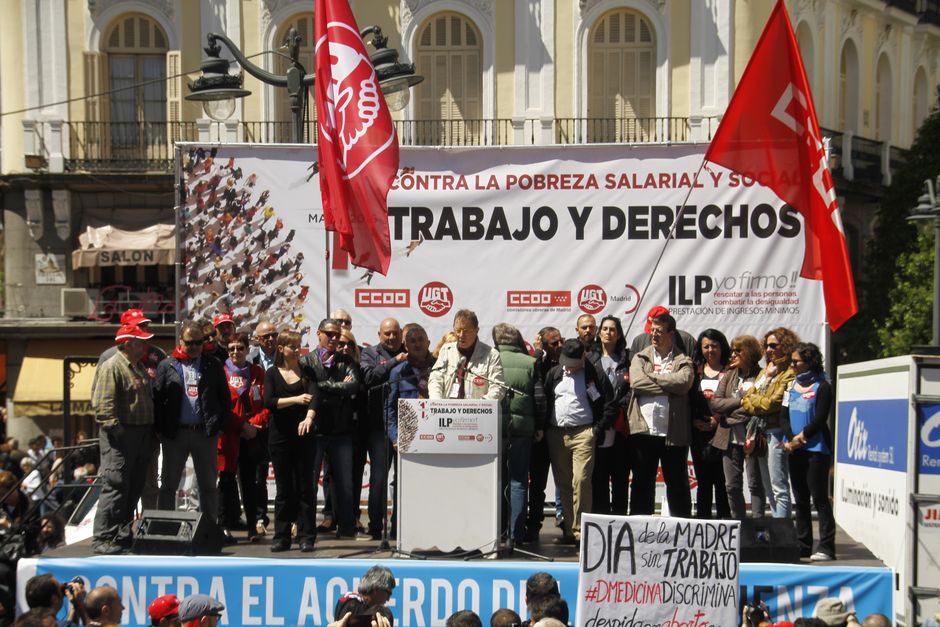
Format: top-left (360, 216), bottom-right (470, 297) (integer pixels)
top-left (576, 514), bottom-right (741, 627)
top-left (178, 144), bottom-right (826, 349)
top-left (396, 399), bottom-right (499, 454)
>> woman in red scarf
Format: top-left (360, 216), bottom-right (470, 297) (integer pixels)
top-left (219, 332), bottom-right (269, 543)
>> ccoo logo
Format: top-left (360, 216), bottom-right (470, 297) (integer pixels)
top-left (578, 284), bottom-right (607, 314)
top-left (418, 281), bottom-right (453, 317)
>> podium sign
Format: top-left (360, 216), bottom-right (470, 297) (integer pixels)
top-left (397, 399), bottom-right (500, 553)
top-left (397, 399), bottom-right (499, 455)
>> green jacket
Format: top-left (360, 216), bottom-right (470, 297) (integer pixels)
top-left (741, 356), bottom-right (795, 430)
top-left (495, 344), bottom-right (543, 438)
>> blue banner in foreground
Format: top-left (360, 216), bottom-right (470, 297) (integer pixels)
top-left (19, 557), bottom-right (891, 626)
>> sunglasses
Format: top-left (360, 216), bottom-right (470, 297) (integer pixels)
top-left (546, 339), bottom-right (563, 347)
top-left (259, 332), bottom-right (278, 339)
top-left (731, 347), bottom-right (743, 354)
top-left (182, 339), bottom-right (205, 346)
top-left (765, 342), bottom-right (780, 349)
top-left (335, 319), bottom-right (352, 326)
top-left (229, 345), bottom-right (247, 352)
top-left (339, 341), bottom-right (355, 348)
top-left (320, 330), bottom-right (341, 339)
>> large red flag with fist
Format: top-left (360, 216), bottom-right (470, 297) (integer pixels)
top-left (705, 0), bottom-right (857, 330)
top-left (315, 0), bottom-right (398, 274)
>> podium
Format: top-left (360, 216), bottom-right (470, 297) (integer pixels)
top-left (397, 399), bottom-right (501, 553)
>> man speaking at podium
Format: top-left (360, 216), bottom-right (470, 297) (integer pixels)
top-left (428, 309), bottom-right (506, 401)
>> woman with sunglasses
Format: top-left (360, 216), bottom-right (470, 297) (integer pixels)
top-left (263, 331), bottom-right (318, 552)
top-left (219, 332), bottom-right (269, 543)
top-left (338, 328), bottom-right (371, 535)
top-left (783, 342), bottom-right (835, 561)
top-left (709, 335), bottom-right (766, 519)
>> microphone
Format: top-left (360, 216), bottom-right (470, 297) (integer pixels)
top-left (448, 356), bottom-right (468, 397)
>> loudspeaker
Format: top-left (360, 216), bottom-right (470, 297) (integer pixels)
top-left (739, 517), bottom-right (801, 563)
top-left (132, 510), bottom-right (224, 556)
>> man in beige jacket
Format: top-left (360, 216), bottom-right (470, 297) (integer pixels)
top-left (428, 309), bottom-right (505, 401)
top-left (627, 312), bottom-right (695, 517)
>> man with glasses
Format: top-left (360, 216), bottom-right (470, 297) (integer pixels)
top-left (249, 320), bottom-right (278, 371)
top-left (91, 322), bottom-right (157, 555)
top-left (177, 594), bottom-right (224, 627)
top-left (330, 309), bottom-right (353, 329)
top-left (301, 319), bottom-right (361, 538)
top-left (428, 309), bottom-right (505, 401)
top-left (627, 312), bottom-right (695, 517)
top-left (154, 320), bottom-right (230, 524)
top-left (358, 318), bottom-right (406, 539)
top-left (85, 585), bottom-right (124, 627)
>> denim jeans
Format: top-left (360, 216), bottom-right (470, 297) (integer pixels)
top-left (313, 434), bottom-right (356, 534)
top-left (504, 436), bottom-right (532, 541)
top-left (766, 428), bottom-right (791, 518)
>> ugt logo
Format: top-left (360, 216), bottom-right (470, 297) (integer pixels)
top-left (317, 22), bottom-right (393, 177)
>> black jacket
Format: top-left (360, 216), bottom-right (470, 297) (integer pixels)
top-left (300, 352), bottom-right (362, 436)
top-left (359, 344), bottom-right (405, 431)
top-left (154, 355), bottom-right (230, 438)
top-left (587, 347), bottom-right (632, 409)
top-left (543, 359), bottom-right (617, 432)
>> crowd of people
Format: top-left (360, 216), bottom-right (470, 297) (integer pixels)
top-left (84, 303), bottom-right (836, 565)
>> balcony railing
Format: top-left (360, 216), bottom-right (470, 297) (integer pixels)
top-left (26, 118), bottom-right (902, 183)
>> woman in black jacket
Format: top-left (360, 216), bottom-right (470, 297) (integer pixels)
top-left (690, 329), bottom-right (732, 519)
top-left (590, 316), bottom-right (631, 515)
top-left (263, 331), bottom-right (317, 552)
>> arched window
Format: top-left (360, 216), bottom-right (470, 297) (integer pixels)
top-left (414, 12), bottom-right (483, 145)
top-left (587, 9), bottom-right (656, 142)
top-left (839, 41), bottom-right (859, 133)
top-left (103, 14), bottom-right (168, 148)
top-left (796, 22), bottom-right (814, 94)
top-left (913, 67), bottom-right (928, 140)
top-left (875, 54), bottom-right (892, 143)
top-left (273, 13), bottom-right (316, 142)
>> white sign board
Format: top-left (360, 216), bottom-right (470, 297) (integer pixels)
top-left (576, 514), bottom-right (741, 627)
top-left (397, 399), bottom-right (498, 454)
top-left (177, 144), bottom-right (827, 349)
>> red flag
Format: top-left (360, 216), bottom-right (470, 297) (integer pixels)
top-left (315, 0), bottom-right (398, 274)
top-left (704, 0), bottom-right (857, 330)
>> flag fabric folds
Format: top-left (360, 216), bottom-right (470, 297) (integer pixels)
top-left (704, 0), bottom-right (858, 330)
top-left (315, 0), bottom-right (398, 274)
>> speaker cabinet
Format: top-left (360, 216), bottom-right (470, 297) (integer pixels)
top-left (739, 517), bottom-right (801, 563)
top-left (132, 510), bottom-right (224, 556)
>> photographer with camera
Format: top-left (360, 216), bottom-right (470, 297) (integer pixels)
top-left (743, 601), bottom-right (772, 627)
top-left (24, 574), bottom-right (88, 626)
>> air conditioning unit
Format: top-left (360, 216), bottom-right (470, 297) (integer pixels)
top-left (61, 288), bottom-right (92, 318)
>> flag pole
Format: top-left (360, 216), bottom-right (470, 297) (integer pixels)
top-left (622, 157), bottom-right (709, 339)
top-left (325, 229), bottom-right (332, 316)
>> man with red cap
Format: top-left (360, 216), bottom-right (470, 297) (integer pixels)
top-left (92, 308), bottom-right (166, 510)
top-left (629, 305), bottom-right (696, 357)
top-left (90, 321), bottom-right (156, 554)
top-left (148, 594), bottom-right (181, 627)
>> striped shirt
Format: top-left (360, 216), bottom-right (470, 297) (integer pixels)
top-left (92, 350), bottom-right (154, 427)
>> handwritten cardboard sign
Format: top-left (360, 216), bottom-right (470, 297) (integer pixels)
top-left (576, 515), bottom-right (741, 627)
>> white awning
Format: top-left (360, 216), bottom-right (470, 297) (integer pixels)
top-left (71, 208), bottom-right (175, 269)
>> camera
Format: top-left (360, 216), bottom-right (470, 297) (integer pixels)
top-left (60, 577), bottom-right (83, 596)
top-left (744, 601), bottom-right (770, 627)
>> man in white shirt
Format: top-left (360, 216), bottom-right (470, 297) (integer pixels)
top-left (627, 313), bottom-right (695, 517)
top-left (544, 339), bottom-right (616, 543)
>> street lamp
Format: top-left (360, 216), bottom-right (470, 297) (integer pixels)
top-left (908, 175), bottom-right (940, 346)
top-left (186, 26), bottom-right (423, 144)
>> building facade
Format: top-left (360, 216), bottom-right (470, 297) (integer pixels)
top-left (0, 0), bottom-right (938, 440)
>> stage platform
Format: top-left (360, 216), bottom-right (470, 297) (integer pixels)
top-left (44, 516), bottom-right (884, 567)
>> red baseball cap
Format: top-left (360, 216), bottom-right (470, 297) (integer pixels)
top-left (148, 594), bottom-right (179, 622)
top-left (213, 313), bottom-right (235, 328)
top-left (643, 305), bottom-right (670, 334)
top-left (115, 323), bottom-right (154, 343)
top-left (121, 308), bottom-right (151, 326)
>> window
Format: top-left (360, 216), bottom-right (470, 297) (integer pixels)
top-left (796, 22), bottom-right (814, 95)
top-left (875, 54), bottom-right (892, 143)
top-left (414, 13), bottom-right (483, 145)
top-left (839, 41), bottom-right (859, 134)
top-left (587, 9), bottom-right (656, 142)
top-left (272, 13), bottom-right (316, 143)
top-left (104, 15), bottom-right (169, 149)
top-left (913, 67), bottom-right (929, 139)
